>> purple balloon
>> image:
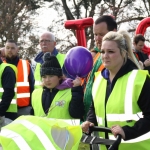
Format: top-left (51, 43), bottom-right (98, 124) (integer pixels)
top-left (64, 46), bottom-right (93, 78)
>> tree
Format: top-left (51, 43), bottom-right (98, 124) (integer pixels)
top-left (0, 0), bottom-right (43, 59)
top-left (44, 0), bottom-right (150, 53)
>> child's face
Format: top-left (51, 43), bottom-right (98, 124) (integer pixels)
top-left (42, 75), bottom-right (61, 89)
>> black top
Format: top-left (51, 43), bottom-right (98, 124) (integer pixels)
top-left (134, 50), bottom-right (150, 73)
top-left (87, 59), bottom-right (150, 140)
top-left (0, 59), bottom-right (17, 120)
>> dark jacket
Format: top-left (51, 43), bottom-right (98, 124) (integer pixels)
top-left (6, 56), bottom-right (35, 101)
top-left (134, 50), bottom-right (150, 73)
top-left (0, 59), bottom-right (17, 120)
top-left (87, 59), bottom-right (150, 140)
top-left (30, 79), bottom-right (84, 121)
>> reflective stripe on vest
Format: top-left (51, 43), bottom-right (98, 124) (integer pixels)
top-left (17, 82), bottom-right (29, 86)
top-left (48, 118), bottom-right (80, 125)
top-left (34, 80), bottom-right (42, 86)
top-left (13, 120), bottom-right (56, 149)
top-left (0, 63), bottom-right (17, 113)
top-left (109, 131), bottom-right (150, 143)
top-left (0, 129), bottom-right (32, 150)
top-left (96, 116), bottom-right (103, 125)
top-left (0, 87), bottom-right (17, 92)
top-left (17, 93), bottom-right (30, 98)
top-left (17, 60), bottom-right (30, 106)
top-left (0, 99), bottom-right (16, 104)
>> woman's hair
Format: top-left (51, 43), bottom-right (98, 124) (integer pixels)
top-left (102, 30), bottom-right (141, 69)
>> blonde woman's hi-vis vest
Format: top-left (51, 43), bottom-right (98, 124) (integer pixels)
top-left (0, 115), bottom-right (82, 150)
top-left (17, 59), bottom-right (30, 107)
top-left (32, 88), bottom-right (72, 118)
top-left (0, 63), bottom-right (17, 112)
top-left (92, 70), bottom-right (150, 150)
top-left (34, 53), bottom-right (65, 89)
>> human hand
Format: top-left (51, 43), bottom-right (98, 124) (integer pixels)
top-left (111, 125), bottom-right (125, 139)
top-left (81, 121), bottom-right (94, 133)
top-left (139, 61), bottom-right (144, 69)
top-left (144, 59), bottom-right (150, 67)
top-left (72, 77), bottom-right (81, 87)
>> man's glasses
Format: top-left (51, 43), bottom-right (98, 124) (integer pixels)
top-left (39, 40), bottom-right (54, 43)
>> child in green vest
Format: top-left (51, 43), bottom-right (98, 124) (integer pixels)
top-left (31, 52), bottom-right (84, 121)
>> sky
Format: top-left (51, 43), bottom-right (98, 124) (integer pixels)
top-left (34, 4), bottom-right (58, 35)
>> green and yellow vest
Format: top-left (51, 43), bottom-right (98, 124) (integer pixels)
top-left (0, 115), bottom-right (82, 150)
top-left (0, 63), bottom-right (17, 113)
top-left (92, 70), bottom-right (150, 150)
top-left (32, 88), bottom-right (72, 119)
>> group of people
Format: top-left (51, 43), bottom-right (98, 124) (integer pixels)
top-left (0, 15), bottom-right (150, 150)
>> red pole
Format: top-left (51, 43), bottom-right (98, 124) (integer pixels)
top-left (64, 17), bottom-right (94, 47)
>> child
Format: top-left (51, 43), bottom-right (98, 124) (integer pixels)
top-left (30, 52), bottom-right (84, 121)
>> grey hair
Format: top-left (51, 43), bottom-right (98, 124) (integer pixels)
top-left (49, 32), bottom-right (55, 42)
top-left (40, 31), bottom-right (56, 42)
top-left (102, 30), bottom-right (141, 69)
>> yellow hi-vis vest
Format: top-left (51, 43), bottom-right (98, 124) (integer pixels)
top-left (0, 115), bottom-right (82, 150)
top-left (92, 70), bottom-right (150, 150)
top-left (34, 53), bottom-right (65, 89)
top-left (0, 63), bottom-right (17, 112)
top-left (32, 88), bottom-right (72, 118)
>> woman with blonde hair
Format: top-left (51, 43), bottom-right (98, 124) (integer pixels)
top-left (82, 30), bottom-right (150, 150)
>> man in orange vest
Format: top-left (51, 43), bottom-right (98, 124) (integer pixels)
top-left (4, 39), bottom-right (35, 117)
top-left (83, 15), bottom-right (117, 120)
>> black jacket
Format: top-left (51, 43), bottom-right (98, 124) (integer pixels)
top-left (30, 85), bottom-right (84, 121)
top-left (134, 50), bottom-right (150, 73)
top-left (0, 59), bottom-right (17, 120)
top-left (87, 59), bottom-right (150, 140)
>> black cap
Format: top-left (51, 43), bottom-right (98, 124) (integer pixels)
top-left (40, 52), bottom-right (62, 77)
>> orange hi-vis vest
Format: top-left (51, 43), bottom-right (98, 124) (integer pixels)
top-left (4, 59), bottom-right (30, 107)
top-left (4, 59), bottom-right (31, 107)
top-left (17, 60), bottom-right (30, 107)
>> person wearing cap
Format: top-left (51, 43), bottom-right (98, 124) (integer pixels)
top-left (4, 39), bottom-right (35, 117)
top-left (31, 52), bottom-right (84, 121)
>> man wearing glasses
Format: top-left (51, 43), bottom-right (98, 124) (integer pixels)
top-left (34, 32), bottom-right (67, 89)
